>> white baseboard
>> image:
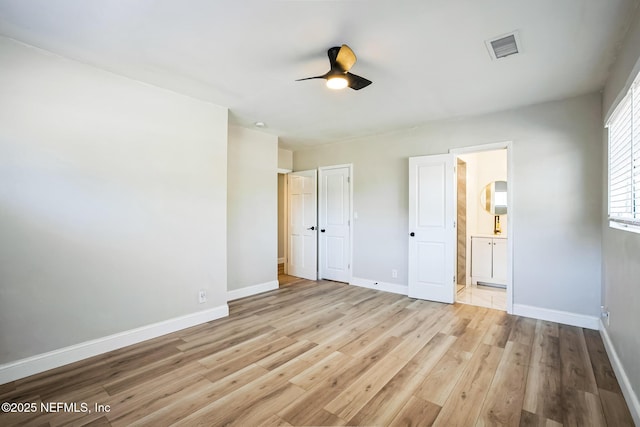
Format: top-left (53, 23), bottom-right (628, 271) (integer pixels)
top-left (350, 276), bottom-right (408, 296)
top-left (0, 305), bottom-right (229, 385)
top-left (512, 303), bottom-right (600, 330)
top-left (277, 257), bottom-right (285, 265)
top-left (599, 320), bottom-right (640, 426)
top-left (227, 280), bottom-right (279, 301)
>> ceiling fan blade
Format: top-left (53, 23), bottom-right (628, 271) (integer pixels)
top-left (327, 46), bottom-right (341, 70)
top-left (346, 72), bottom-right (372, 90)
top-left (336, 44), bottom-right (357, 72)
top-left (295, 75), bottom-right (327, 81)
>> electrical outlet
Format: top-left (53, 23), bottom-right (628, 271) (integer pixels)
top-left (601, 305), bottom-right (610, 326)
top-left (391, 269), bottom-right (398, 278)
top-left (198, 289), bottom-right (207, 304)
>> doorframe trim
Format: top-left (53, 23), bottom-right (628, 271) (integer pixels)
top-left (450, 141), bottom-right (513, 314)
top-left (318, 164), bottom-right (353, 283)
top-left (278, 171), bottom-right (290, 274)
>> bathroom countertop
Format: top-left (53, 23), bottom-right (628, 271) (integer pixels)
top-left (471, 234), bottom-right (507, 239)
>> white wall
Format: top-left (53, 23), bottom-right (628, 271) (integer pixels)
top-left (227, 126), bottom-right (278, 293)
top-left (602, 6), bottom-right (640, 421)
top-left (0, 37), bottom-right (229, 366)
top-left (277, 148), bottom-right (292, 263)
top-left (294, 93), bottom-right (602, 320)
top-left (277, 173), bottom-right (285, 260)
top-left (278, 148), bottom-right (293, 171)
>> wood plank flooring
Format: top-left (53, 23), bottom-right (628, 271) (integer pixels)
top-left (0, 277), bottom-right (634, 426)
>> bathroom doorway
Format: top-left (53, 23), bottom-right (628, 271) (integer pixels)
top-left (452, 143), bottom-right (512, 312)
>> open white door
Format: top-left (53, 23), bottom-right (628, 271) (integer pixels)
top-left (288, 170), bottom-right (317, 280)
top-left (408, 154), bottom-right (455, 303)
top-left (319, 166), bottom-right (351, 283)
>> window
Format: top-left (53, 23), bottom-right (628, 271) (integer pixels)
top-left (607, 75), bottom-right (640, 232)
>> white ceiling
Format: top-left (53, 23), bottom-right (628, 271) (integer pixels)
top-left (0, 0), bottom-right (637, 150)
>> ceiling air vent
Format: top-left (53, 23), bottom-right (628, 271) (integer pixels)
top-left (485, 31), bottom-right (521, 60)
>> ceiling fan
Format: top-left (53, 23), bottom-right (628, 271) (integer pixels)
top-left (296, 44), bottom-right (372, 90)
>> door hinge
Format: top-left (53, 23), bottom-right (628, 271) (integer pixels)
top-left (347, 176), bottom-right (350, 183)
top-left (453, 220), bottom-right (456, 228)
top-left (348, 219), bottom-right (350, 226)
top-left (453, 275), bottom-right (456, 284)
top-left (348, 263), bottom-right (351, 270)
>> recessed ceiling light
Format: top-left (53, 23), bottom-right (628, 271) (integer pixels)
top-left (254, 121), bottom-right (266, 128)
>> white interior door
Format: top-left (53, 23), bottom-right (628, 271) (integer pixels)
top-left (288, 170), bottom-right (317, 280)
top-left (408, 154), bottom-right (455, 303)
top-left (319, 166), bottom-right (351, 283)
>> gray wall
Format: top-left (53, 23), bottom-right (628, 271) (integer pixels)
top-left (602, 6), bottom-right (640, 414)
top-left (294, 92), bottom-right (603, 318)
top-left (0, 37), bottom-right (229, 364)
top-left (227, 126), bottom-right (278, 291)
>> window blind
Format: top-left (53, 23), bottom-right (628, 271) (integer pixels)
top-left (607, 79), bottom-right (640, 228)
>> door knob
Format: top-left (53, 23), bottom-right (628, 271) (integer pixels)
top-left (307, 226), bottom-right (316, 230)
top-left (410, 232), bottom-right (415, 237)
top-left (320, 229), bottom-right (326, 232)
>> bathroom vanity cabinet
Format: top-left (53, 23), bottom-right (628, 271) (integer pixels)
top-left (471, 235), bottom-right (507, 287)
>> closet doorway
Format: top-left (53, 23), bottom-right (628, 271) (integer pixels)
top-left (279, 165), bottom-right (353, 284)
top-left (277, 172), bottom-right (287, 277)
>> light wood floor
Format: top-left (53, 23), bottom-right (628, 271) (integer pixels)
top-left (0, 276), bottom-right (634, 426)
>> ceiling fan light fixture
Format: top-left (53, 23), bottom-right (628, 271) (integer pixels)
top-left (296, 44), bottom-right (371, 91)
top-left (326, 76), bottom-right (348, 90)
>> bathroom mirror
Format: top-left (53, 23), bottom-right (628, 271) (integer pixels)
top-left (480, 180), bottom-right (507, 215)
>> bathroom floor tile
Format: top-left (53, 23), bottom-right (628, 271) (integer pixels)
top-left (457, 285), bottom-right (506, 310)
